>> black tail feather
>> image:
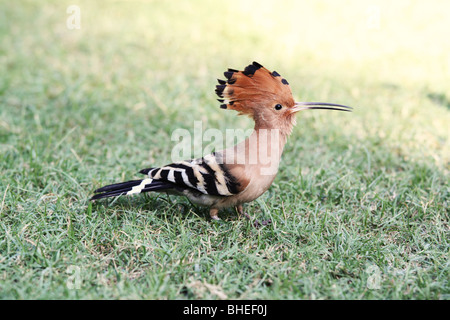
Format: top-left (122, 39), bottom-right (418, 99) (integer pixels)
top-left (94, 179), bottom-right (144, 193)
top-left (91, 178), bottom-right (174, 201)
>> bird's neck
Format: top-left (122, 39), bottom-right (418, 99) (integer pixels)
top-left (253, 112), bottom-right (297, 139)
top-left (223, 126), bottom-right (288, 177)
top-left (251, 126), bottom-right (288, 155)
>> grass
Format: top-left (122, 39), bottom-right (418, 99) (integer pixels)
top-left (0, 0), bottom-right (449, 299)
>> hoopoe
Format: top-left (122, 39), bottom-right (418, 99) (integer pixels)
top-left (91, 62), bottom-right (352, 225)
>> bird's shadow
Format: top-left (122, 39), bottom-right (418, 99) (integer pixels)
top-left (90, 193), bottom-right (239, 223)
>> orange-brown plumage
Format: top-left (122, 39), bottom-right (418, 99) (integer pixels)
top-left (216, 61), bottom-right (298, 136)
top-left (216, 62), bottom-right (295, 116)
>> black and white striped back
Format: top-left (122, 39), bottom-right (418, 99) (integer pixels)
top-left (141, 153), bottom-right (240, 197)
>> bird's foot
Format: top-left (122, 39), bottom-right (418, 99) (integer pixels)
top-left (210, 208), bottom-right (221, 221)
top-left (236, 205), bottom-right (271, 228)
top-left (253, 219), bottom-right (272, 228)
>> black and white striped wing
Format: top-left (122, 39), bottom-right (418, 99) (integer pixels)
top-left (139, 153), bottom-right (241, 196)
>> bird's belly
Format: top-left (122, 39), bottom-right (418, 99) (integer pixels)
top-left (240, 174), bottom-right (276, 202)
top-left (182, 189), bottom-right (222, 207)
top-left (215, 172), bottom-right (277, 208)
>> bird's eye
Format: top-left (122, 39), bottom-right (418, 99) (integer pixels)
top-left (274, 104), bottom-right (283, 111)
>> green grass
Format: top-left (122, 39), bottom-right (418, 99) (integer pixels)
top-left (0, 0), bottom-right (449, 299)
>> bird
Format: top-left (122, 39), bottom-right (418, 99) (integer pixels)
top-left (91, 61), bottom-right (352, 226)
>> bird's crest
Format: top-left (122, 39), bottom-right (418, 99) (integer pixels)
top-left (215, 61), bottom-right (295, 117)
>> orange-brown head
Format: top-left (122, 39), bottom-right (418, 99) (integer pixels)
top-left (216, 61), bottom-right (352, 136)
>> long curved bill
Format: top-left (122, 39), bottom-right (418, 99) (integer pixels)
top-left (290, 102), bottom-right (353, 113)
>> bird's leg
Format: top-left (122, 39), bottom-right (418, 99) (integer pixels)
top-left (236, 204), bottom-right (271, 227)
top-left (209, 208), bottom-right (220, 221)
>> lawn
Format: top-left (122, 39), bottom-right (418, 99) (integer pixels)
top-left (0, 0), bottom-right (448, 299)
